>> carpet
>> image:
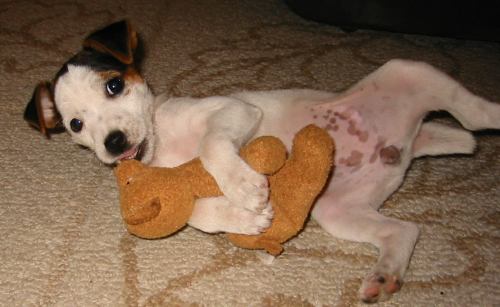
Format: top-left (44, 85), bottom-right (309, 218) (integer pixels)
top-left (1, 0), bottom-right (499, 306)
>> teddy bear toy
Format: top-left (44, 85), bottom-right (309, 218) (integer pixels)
top-left (114, 124), bottom-right (335, 255)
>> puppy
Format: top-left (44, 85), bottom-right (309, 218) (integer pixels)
top-left (25, 20), bottom-right (500, 303)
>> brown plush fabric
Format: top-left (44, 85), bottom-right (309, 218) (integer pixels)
top-left (227, 125), bottom-right (334, 255)
top-left (115, 125), bottom-right (334, 256)
top-left (1, 0), bottom-right (499, 305)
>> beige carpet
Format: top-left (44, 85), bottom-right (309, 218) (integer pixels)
top-left (1, 0), bottom-right (499, 306)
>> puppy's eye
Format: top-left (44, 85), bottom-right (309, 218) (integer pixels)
top-left (70, 118), bottom-right (83, 133)
top-left (105, 77), bottom-right (124, 97)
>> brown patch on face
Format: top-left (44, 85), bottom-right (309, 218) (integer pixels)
top-left (124, 67), bottom-right (144, 83)
top-left (98, 70), bottom-right (121, 80)
top-left (339, 150), bottom-right (363, 168)
top-left (380, 145), bottom-right (401, 165)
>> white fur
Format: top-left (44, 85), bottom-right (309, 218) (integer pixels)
top-left (53, 59), bottom-right (500, 303)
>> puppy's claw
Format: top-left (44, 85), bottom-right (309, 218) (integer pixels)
top-left (221, 167), bottom-right (270, 213)
top-left (229, 204), bottom-right (273, 235)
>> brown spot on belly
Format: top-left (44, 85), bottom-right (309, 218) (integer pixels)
top-left (370, 137), bottom-right (386, 163)
top-left (339, 150), bottom-right (363, 168)
top-left (347, 120), bottom-right (370, 143)
top-left (350, 166), bottom-right (362, 173)
top-left (324, 123), bottom-right (340, 132)
top-left (334, 111), bottom-right (349, 120)
top-left (347, 120), bottom-right (357, 135)
top-left (380, 145), bottom-right (401, 165)
top-left (359, 131), bottom-right (369, 142)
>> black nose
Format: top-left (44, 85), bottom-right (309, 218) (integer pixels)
top-left (105, 130), bottom-right (128, 155)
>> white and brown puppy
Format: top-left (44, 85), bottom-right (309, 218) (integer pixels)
top-left (25, 20), bottom-right (500, 303)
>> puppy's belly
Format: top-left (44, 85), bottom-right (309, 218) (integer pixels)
top-left (280, 103), bottom-right (405, 202)
top-left (286, 103), bottom-right (391, 168)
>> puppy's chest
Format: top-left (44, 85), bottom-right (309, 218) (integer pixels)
top-left (150, 118), bottom-right (205, 167)
top-left (153, 135), bottom-right (200, 167)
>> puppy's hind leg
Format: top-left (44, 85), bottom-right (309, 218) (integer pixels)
top-left (412, 122), bottom-right (476, 158)
top-left (312, 194), bottom-right (420, 303)
top-left (422, 72), bottom-right (500, 131)
top-left (379, 59), bottom-right (500, 131)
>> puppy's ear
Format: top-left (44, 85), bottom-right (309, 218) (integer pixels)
top-left (24, 82), bottom-right (63, 138)
top-left (83, 19), bottom-right (138, 65)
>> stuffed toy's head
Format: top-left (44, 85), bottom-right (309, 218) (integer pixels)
top-left (114, 124), bottom-right (335, 255)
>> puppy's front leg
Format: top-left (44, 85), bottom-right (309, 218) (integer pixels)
top-left (199, 98), bottom-right (270, 212)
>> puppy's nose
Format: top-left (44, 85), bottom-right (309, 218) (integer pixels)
top-left (105, 130), bottom-right (128, 155)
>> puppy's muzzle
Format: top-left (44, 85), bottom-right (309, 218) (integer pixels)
top-left (105, 130), bottom-right (128, 155)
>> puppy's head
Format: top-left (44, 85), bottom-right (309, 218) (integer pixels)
top-left (24, 20), bottom-right (156, 164)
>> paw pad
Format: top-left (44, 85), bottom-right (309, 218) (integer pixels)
top-left (360, 273), bottom-right (402, 303)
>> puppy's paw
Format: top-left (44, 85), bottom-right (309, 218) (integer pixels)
top-left (190, 196), bottom-right (273, 234)
top-left (229, 204), bottom-right (273, 235)
top-left (359, 273), bottom-right (402, 304)
top-left (219, 164), bottom-right (269, 213)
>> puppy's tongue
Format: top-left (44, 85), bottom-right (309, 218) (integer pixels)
top-left (118, 146), bottom-right (138, 161)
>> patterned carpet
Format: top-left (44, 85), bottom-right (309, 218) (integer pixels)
top-left (1, 0), bottom-right (499, 305)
